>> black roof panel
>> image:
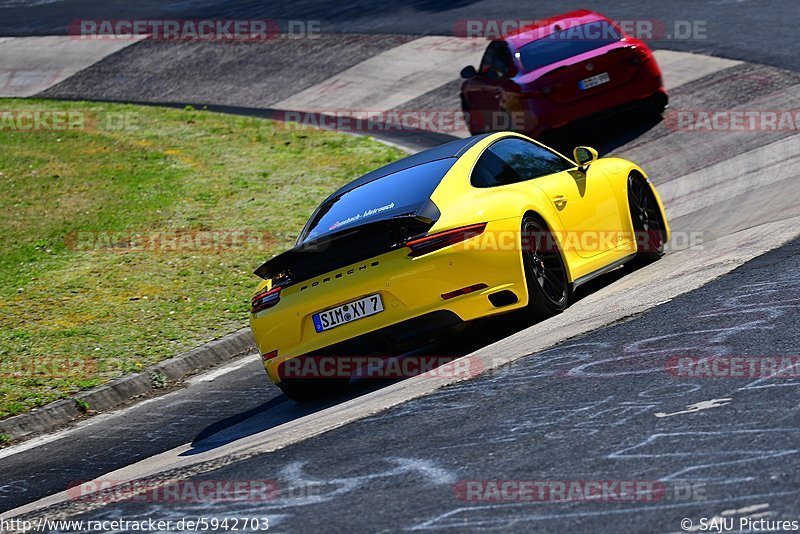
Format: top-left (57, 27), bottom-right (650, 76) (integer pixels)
top-left (325, 134), bottom-right (490, 201)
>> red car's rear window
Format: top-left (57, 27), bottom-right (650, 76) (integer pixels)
top-left (517, 20), bottom-right (622, 73)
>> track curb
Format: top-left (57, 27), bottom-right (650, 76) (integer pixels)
top-left (0, 329), bottom-right (256, 443)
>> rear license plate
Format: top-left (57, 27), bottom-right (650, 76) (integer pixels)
top-left (579, 72), bottom-right (610, 90)
top-left (313, 294), bottom-right (384, 333)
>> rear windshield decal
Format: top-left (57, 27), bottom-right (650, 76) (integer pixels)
top-left (329, 202), bottom-right (395, 231)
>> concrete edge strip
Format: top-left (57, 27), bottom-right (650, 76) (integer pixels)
top-left (0, 329), bottom-right (256, 442)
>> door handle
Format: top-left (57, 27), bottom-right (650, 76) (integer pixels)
top-left (553, 196), bottom-right (567, 210)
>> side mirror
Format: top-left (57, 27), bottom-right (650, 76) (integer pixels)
top-left (460, 65), bottom-right (477, 79)
top-left (573, 146), bottom-right (598, 170)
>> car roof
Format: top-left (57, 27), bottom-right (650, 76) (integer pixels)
top-left (323, 133), bottom-right (492, 201)
top-left (501, 9), bottom-right (609, 53)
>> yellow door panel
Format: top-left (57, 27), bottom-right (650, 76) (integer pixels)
top-left (532, 167), bottom-right (624, 259)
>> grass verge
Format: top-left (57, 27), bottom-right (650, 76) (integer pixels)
top-left (0, 99), bottom-right (404, 419)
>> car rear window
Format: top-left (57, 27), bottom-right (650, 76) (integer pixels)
top-left (299, 158), bottom-right (456, 243)
top-left (517, 20), bottom-right (622, 73)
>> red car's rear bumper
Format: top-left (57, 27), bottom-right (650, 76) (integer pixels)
top-left (514, 60), bottom-right (666, 137)
top-left (464, 58), bottom-right (667, 138)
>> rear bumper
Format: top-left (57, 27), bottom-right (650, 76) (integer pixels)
top-left (516, 64), bottom-right (666, 137)
top-left (249, 217), bottom-right (527, 384)
top-left (274, 310), bottom-right (464, 382)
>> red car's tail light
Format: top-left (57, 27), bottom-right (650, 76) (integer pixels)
top-left (251, 286), bottom-right (282, 314)
top-left (627, 46), bottom-right (652, 65)
top-left (406, 223), bottom-right (487, 257)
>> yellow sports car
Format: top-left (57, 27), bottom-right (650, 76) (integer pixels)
top-left (250, 132), bottom-right (669, 400)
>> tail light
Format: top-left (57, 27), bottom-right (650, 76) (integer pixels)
top-left (523, 82), bottom-right (562, 99)
top-left (406, 222), bottom-right (487, 257)
top-left (526, 87), bottom-right (548, 98)
top-left (626, 46), bottom-right (651, 65)
top-left (251, 285), bottom-right (282, 314)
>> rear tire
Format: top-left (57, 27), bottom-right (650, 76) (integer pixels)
top-left (627, 173), bottom-right (666, 264)
top-left (642, 92), bottom-right (668, 117)
top-left (521, 215), bottom-right (570, 319)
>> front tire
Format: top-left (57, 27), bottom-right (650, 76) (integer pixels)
top-left (521, 215), bottom-right (570, 319)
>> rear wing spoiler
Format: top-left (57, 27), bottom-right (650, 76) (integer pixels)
top-left (254, 213), bottom-right (436, 282)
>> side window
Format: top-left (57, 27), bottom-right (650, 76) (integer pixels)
top-left (478, 44), bottom-right (497, 76)
top-left (471, 138), bottom-right (574, 188)
top-left (493, 43), bottom-right (513, 79)
top-left (478, 41), bottom-right (513, 80)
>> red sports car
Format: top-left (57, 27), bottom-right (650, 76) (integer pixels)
top-left (459, 9), bottom-right (668, 138)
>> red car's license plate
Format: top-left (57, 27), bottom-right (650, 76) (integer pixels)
top-left (579, 72), bottom-right (610, 90)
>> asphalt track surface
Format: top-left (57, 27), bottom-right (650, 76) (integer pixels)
top-left (2, 0), bottom-right (799, 73)
top-left (3, 55), bottom-right (800, 518)
top-left (1, 0), bottom-right (800, 531)
top-left (53, 236), bottom-right (800, 532)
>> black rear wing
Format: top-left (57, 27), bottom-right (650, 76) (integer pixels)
top-left (254, 213), bottom-right (437, 282)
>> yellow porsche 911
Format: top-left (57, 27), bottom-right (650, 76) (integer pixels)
top-left (250, 132), bottom-right (669, 400)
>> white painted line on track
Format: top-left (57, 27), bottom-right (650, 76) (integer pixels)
top-left (186, 353), bottom-right (258, 384)
top-left (0, 36), bottom-right (146, 97)
top-left (659, 133), bottom-right (800, 219)
top-left (274, 36), bottom-right (486, 112)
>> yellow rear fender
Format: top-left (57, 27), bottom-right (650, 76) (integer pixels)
top-left (431, 178), bottom-right (576, 279)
